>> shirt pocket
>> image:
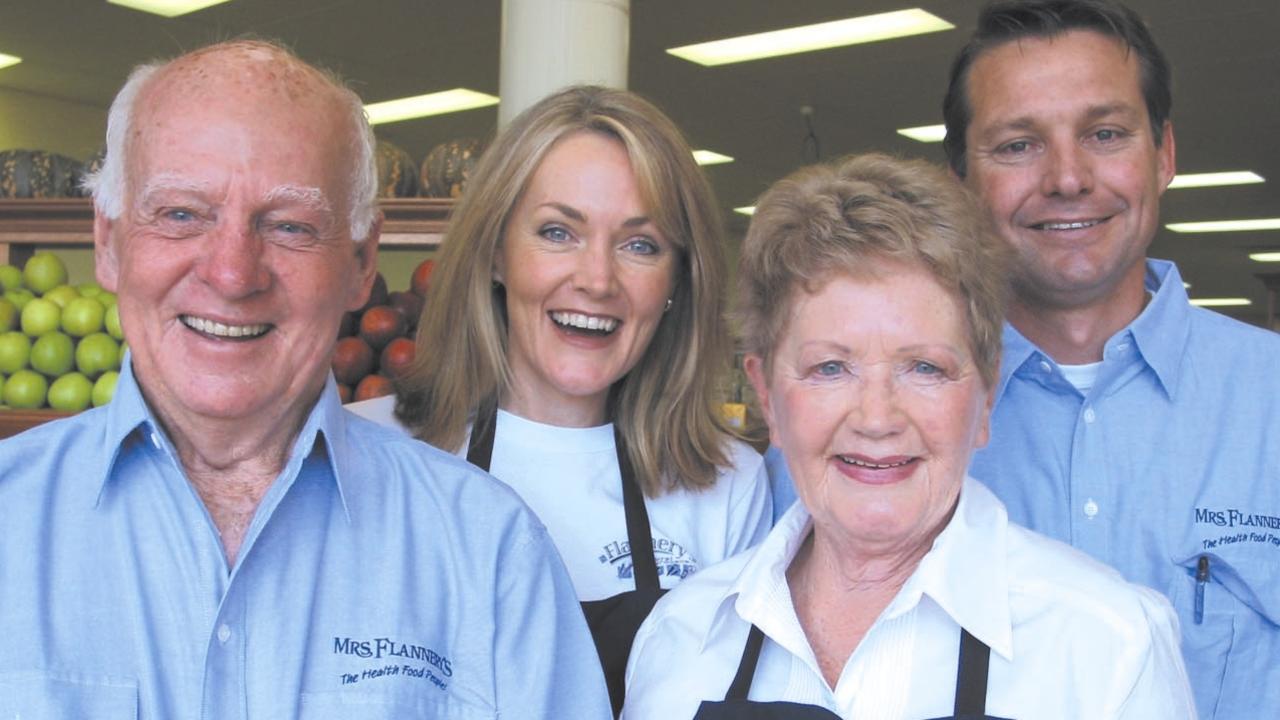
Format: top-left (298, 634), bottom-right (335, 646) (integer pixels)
top-left (0, 670), bottom-right (138, 718)
top-left (299, 690), bottom-right (495, 720)
top-left (1169, 553), bottom-right (1275, 718)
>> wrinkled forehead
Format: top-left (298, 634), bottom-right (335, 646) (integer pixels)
top-left (142, 45), bottom-right (342, 120)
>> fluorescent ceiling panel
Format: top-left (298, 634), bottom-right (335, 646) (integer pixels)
top-left (1188, 298), bottom-right (1251, 307)
top-left (1166, 218), bottom-right (1280, 233)
top-left (107, 0), bottom-right (232, 17)
top-left (693, 150), bottom-right (734, 166)
top-left (365, 89), bottom-right (499, 125)
top-left (734, 206), bottom-right (756, 216)
top-left (0, 53), bottom-right (21, 71)
top-left (667, 9), bottom-right (954, 66)
top-left (897, 124), bottom-right (946, 143)
top-left (1167, 171), bottom-right (1264, 189)
top-left (1249, 252), bottom-right (1280, 262)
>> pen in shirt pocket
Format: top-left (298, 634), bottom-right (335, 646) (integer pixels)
top-left (1194, 555), bottom-right (1210, 624)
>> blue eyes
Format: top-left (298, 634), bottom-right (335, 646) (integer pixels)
top-left (163, 208), bottom-right (196, 222)
top-left (912, 360), bottom-right (942, 376)
top-left (537, 225), bottom-right (661, 256)
top-left (540, 225), bottom-right (571, 242)
top-left (624, 238), bottom-right (659, 255)
top-left (816, 360), bottom-right (845, 377)
top-left (807, 359), bottom-right (949, 383)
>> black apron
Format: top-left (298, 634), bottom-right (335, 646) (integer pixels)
top-left (693, 623), bottom-right (1013, 720)
top-left (466, 407), bottom-right (665, 717)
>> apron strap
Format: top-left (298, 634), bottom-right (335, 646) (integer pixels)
top-left (953, 627), bottom-right (991, 716)
top-left (465, 404), bottom-right (659, 592)
top-left (465, 401), bottom-right (498, 470)
top-left (724, 624), bottom-right (766, 701)
top-left (616, 423), bottom-right (660, 592)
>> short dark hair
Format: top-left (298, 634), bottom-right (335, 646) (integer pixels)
top-left (942, 0), bottom-right (1172, 177)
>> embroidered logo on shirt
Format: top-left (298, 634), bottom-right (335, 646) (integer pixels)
top-left (332, 636), bottom-right (452, 689)
top-left (598, 537), bottom-right (699, 580)
top-left (1194, 507), bottom-right (1280, 550)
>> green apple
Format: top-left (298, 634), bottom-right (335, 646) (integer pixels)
top-left (48, 372), bottom-right (93, 412)
top-left (0, 331), bottom-right (32, 373)
top-left (62, 297), bottom-right (105, 338)
top-left (3, 368), bottom-right (47, 409)
top-left (77, 282), bottom-right (103, 298)
top-left (97, 291), bottom-right (117, 308)
top-left (92, 370), bottom-right (119, 407)
top-left (42, 285), bottom-right (80, 309)
top-left (22, 253), bottom-right (69, 295)
top-left (104, 302), bottom-right (124, 340)
top-left (0, 297), bottom-right (16, 333)
top-left (76, 332), bottom-right (120, 378)
top-left (4, 288), bottom-right (34, 311)
top-left (118, 341), bottom-right (129, 368)
top-left (30, 331), bottom-right (75, 377)
top-left (20, 298), bottom-right (61, 337)
top-left (0, 265), bottom-right (22, 293)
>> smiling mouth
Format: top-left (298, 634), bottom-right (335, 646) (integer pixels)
top-left (836, 455), bottom-right (917, 469)
top-left (181, 314), bottom-right (272, 340)
top-left (1029, 218), bottom-right (1107, 231)
top-left (550, 311), bottom-right (619, 336)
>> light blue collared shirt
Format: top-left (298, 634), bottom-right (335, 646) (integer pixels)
top-left (970, 259), bottom-right (1280, 720)
top-left (0, 362), bottom-right (610, 719)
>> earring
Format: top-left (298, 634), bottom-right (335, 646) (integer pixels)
top-left (664, 298), bottom-right (673, 312)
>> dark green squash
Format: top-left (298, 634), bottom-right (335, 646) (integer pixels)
top-left (420, 138), bottom-right (483, 198)
top-left (374, 140), bottom-right (420, 198)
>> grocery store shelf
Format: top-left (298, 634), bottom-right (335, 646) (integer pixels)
top-left (0, 408), bottom-right (73, 439)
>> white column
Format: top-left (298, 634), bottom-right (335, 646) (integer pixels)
top-left (499, 0), bottom-right (630, 127)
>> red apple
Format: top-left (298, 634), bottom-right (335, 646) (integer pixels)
top-left (411, 259), bottom-right (435, 298)
top-left (388, 290), bottom-right (424, 330)
top-left (359, 305), bottom-right (406, 351)
top-left (380, 337), bottom-right (416, 379)
top-left (336, 382), bottom-right (353, 404)
top-left (354, 373), bottom-right (394, 402)
top-left (361, 272), bottom-right (389, 313)
top-left (331, 336), bottom-right (374, 385)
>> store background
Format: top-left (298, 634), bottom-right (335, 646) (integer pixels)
top-left (1, 0), bottom-right (1277, 327)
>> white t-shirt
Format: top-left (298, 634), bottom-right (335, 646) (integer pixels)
top-left (622, 478), bottom-right (1196, 720)
top-left (346, 396), bottom-right (773, 601)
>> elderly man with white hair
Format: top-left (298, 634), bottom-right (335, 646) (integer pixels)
top-left (0, 40), bottom-right (609, 719)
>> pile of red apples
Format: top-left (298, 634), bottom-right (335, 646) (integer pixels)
top-left (331, 258), bottom-right (433, 403)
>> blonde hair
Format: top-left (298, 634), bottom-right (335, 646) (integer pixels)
top-left (737, 153), bottom-right (1010, 388)
top-left (396, 85), bottom-right (732, 495)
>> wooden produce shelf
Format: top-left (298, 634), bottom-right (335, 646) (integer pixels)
top-left (0, 408), bottom-right (73, 439)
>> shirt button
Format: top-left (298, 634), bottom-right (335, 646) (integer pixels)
top-left (1083, 407), bottom-right (1096, 423)
top-left (1084, 499), bottom-right (1099, 518)
top-left (1117, 343), bottom-right (1129, 352)
top-left (217, 624), bottom-right (232, 644)
top-left (149, 431), bottom-right (161, 448)
top-left (1039, 361), bottom-right (1052, 373)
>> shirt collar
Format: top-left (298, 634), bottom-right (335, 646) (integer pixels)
top-left (709, 478), bottom-right (1014, 661)
top-left (996, 259), bottom-right (1189, 403)
top-left (1128, 259), bottom-right (1189, 399)
top-left (93, 362), bottom-right (353, 522)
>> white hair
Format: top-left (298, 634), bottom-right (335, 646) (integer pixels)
top-left (82, 42), bottom-right (379, 242)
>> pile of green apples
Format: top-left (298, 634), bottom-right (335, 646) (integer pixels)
top-left (0, 252), bottom-right (124, 412)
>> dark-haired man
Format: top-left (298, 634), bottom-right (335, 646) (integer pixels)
top-left (946, 2), bottom-right (1280, 717)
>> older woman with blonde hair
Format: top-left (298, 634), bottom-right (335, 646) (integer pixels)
top-left (622, 153), bottom-right (1194, 719)
top-left (349, 85), bottom-right (770, 714)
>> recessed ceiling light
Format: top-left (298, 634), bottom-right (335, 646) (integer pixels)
top-left (667, 9), bottom-right (954, 67)
top-left (0, 53), bottom-right (21, 71)
top-left (107, 0), bottom-right (232, 18)
top-left (364, 89), bottom-right (499, 125)
top-left (1166, 218), bottom-right (1280, 233)
top-left (1189, 298), bottom-right (1252, 307)
top-left (1167, 171), bottom-right (1264, 189)
top-left (734, 206), bottom-right (756, 216)
top-left (693, 150), bottom-right (734, 166)
top-left (897, 124), bottom-right (946, 143)
top-left (1249, 252), bottom-right (1280, 262)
